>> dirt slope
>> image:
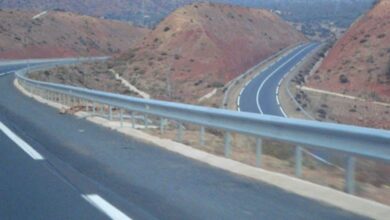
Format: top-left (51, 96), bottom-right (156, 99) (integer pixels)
top-left (0, 10), bottom-right (148, 59)
top-left (32, 3), bottom-right (306, 104)
top-left (112, 3), bottom-right (306, 103)
top-left (307, 0), bottom-right (390, 103)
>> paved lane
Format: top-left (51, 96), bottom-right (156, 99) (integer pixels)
top-left (0, 129), bottom-right (109, 219)
top-left (239, 43), bottom-right (318, 116)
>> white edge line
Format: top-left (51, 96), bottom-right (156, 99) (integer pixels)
top-left (32, 11), bottom-right (47, 19)
top-left (236, 44), bottom-right (306, 113)
top-left (0, 121), bottom-right (44, 160)
top-left (255, 44), bottom-right (312, 114)
top-left (82, 194), bottom-right (132, 220)
top-left (239, 88), bottom-right (244, 96)
top-left (276, 84), bottom-right (288, 118)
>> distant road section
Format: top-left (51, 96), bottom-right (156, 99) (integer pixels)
top-left (239, 42), bottom-right (319, 116)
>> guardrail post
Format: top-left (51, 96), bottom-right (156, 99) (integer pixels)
top-left (99, 104), bottom-right (104, 116)
top-left (131, 112), bottom-right (136, 128)
top-left (160, 118), bottom-right (165, 134)
top-left (256, 138), bottom-right (263, 168)
top-left (176, 123), bottom-right (184, 143)
top-left (59, 94), bottom-right (63, 104)
top-left (120, 109), bottom-right (124, 127)
top-left (61, 94), bottom-right (65, 105)
top-left (85, 100), bottom-right (89, 112)
top-left (345, 156), bottom-right (356, 194)
top-left (295, 146), bottom-right (303, 177)
top-left (144, 114), bottom-right (148, 129)
top-left (92, 102), bottom-right (96, 114)
top-left (109, 106), bottom-right (113, 120)
top-left (67, 95), bottom-right (71, 106)
top-left (200, 126), bottom-right (205, 146)
top-left (66, 95), bottom-right (70, 106)
top-left (224, 132), bottom-right (232, 158)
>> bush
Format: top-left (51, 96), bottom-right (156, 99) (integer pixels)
top-left (377, 33), bottom-right (386, 39)
top-left (360, 39), bottom-right (368, 44)
top-left (227, 12), bottom-right (235, 19)
top-left (366, 55), bottom-right (374, 63)
top-left (210, 82), bottom-right (224, 88)
top-left (339, 74), bottom-right (349, 83)
top-left (163, 27), bottom-right (170, 32)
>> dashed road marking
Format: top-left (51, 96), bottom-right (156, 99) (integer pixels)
top-left (256, 44), bottom-right (313, 114)
top-left (82, 194), bottom-right (132, 220)
top-left (0, 121), bottom-right (44, 160)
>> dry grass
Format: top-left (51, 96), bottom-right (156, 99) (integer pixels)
top-left (277, 44), bottom-right (390, 205)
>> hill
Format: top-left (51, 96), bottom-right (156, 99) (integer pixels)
top-left (0, 10), bottom-right (148, 59)
top-left (299, 0), bottom-right (389, 129)
top-left (307, 0), bottom-right (390, 103)
top-left (32, 3), bottom-right (306, 104)
top-left (0, 0), bottom-right (374, 29)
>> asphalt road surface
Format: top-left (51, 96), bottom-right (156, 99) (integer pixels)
top-left (0, 62), bottom-right (367, 219)
top-left (239, 43), bottom-right (319, 116)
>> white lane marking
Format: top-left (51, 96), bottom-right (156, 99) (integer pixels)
top-left (237, 44), bottom-right (306, 113)
top-left (32, 11), bottom-right (47, 20)
top-left (82, 194), bottom-right (132, 220)
top-left (239, 88), bottom-right (244, 96)
top-left (256, 44), bottom-right (313, 114)
top-left (0, 121), bottom-right (44, 160)
top-left (237, 88), bottom-right (245, 112)
top-left (276, 73), bottom-right (289, 118)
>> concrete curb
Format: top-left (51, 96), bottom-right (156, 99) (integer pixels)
top-left (14, 79), bottom-right (390, 220)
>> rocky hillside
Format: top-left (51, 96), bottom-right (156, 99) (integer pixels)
top-left (0, 10), bottom-right (148, 59)
top-left (0, 0), bottom-right (193, 27)
top-left (32, 3), bottom-right (306, 104)
top-left (307, 0), bottom-right (390, 103)
top-left (0, 0), bottom-right (374, 28)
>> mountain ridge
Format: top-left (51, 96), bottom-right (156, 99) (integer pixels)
top-left (31, 2), bottom-right (306, 104)
top-left (0, 9), bottom-right (148, 59)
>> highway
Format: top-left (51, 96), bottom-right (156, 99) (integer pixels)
top-left (239, 42), bottom-right (319, 116)
top-left (0, 62), bottom-right (367, 219)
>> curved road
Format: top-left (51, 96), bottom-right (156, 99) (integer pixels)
top-left (0, 62), bottom-right (365, 219)
top-left (239, 43), bottom-right (319, 116)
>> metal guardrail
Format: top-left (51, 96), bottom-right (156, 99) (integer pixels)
top-left (0, 57), bottom-right (109, 66)
top-left (15, 65), bottom-right (390, 195)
